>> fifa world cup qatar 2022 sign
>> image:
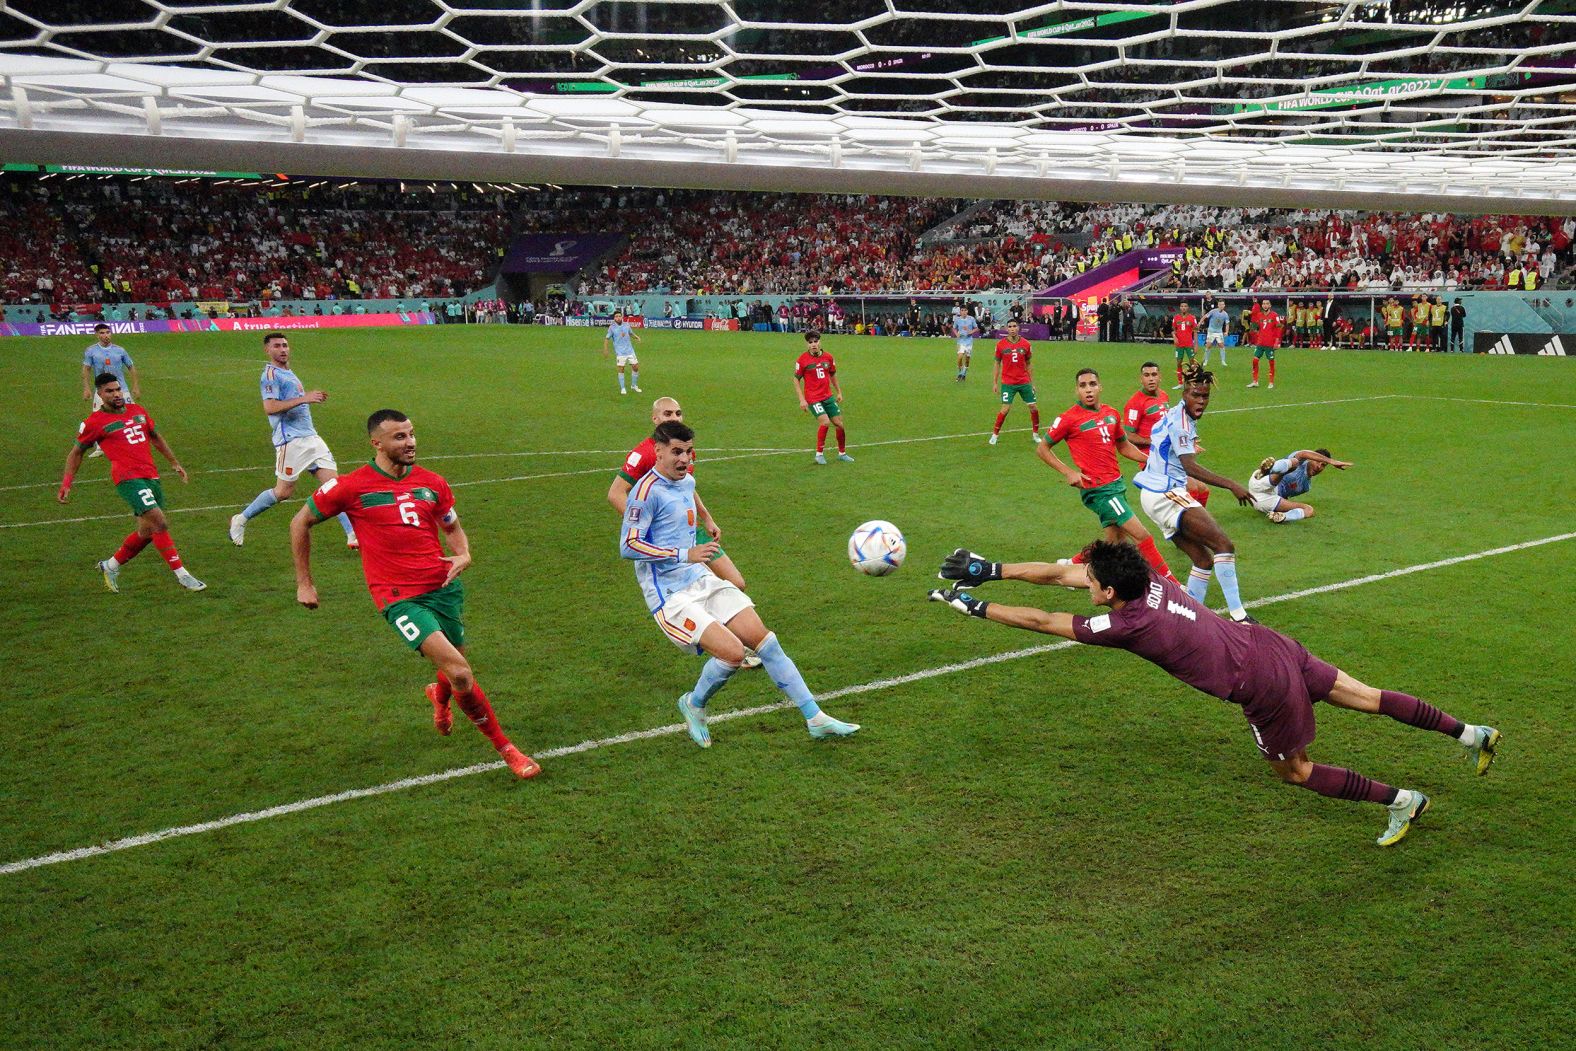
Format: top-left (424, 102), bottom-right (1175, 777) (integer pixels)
top-left (501, 234), bottom-right (627, 273)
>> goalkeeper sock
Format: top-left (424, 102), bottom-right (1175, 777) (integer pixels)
top-left (241, 488), bottom-right (278, 521)
top-left (1378, 691), bottom-right (1466, 739)
top-left (754, 632), bottom-right (821, 719)
top-left (690, 657), bottom-right (741, 708)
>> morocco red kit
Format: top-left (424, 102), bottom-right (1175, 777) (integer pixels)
top-left (995, 338), bottom-right (1033, 384)
top-left (794, 351), bottom-right (836, 402)
top-left (618, 437), bottom-right (694, 485)
top-left (1122, 390), bottom-right (1167, 447)
top-left (1255, 311), bottom-right (1281, 347)
top-left (76, 404), bottom-right (158, 483)
top-left (309, 463), bottom-right (456, 610)
top-left (1044, 404), bottom-right (1123, 488)
top-left (1172, 314), bottom-right (1198, 349)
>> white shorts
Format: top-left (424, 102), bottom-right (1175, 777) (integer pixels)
top-left (653, 574), bottom-right (754, 653)
top-left (1138, 486), bottom-right (1203, 541)
top-left (616, 353), bottom-right (638, 367)
top-left (1247, 472), bottom-right (1283, 514)
top-left (956, 339), bottom-right (974, 354)
top-left (1205, 332), bottom-right (1225, 347)
top-left (275, 434), bottom-right (337, 480)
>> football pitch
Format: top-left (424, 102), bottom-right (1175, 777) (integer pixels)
top-left (2, 326), bottom-right (1571, 1048)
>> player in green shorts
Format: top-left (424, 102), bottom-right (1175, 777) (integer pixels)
top-left (115, 476), bottom-right (165, 515)
top-left (991, 320), bottom-right (1041, 445)
top-left (1079, 478), bottom-right (1135, 527)
top-left (384, 578), bottom-right (466, 652)
top-left (999, 383), bottom-right (1035, 405)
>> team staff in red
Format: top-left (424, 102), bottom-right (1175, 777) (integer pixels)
top-left (58, 373), bottom-right (205, 593)
top-left (292, 408), bottom-right (539, 780)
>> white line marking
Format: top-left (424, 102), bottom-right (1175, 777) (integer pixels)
top-left (0, 397), bottom-right (1397, 527)
top-left (4, 528), bottom-right (1569, 876)
top-left (1397, 395), bottom-right (1576, 410)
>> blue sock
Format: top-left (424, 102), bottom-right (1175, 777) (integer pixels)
top-left (241, 488), bottom-right (278, 520)
top-left (337, 512), bottom-right (356, 536)
top-left (631, 369), bottom-right (639, 386)
top-left (1213, 553), bottom-right (1245, 615)
top-left (1186, 567), bottom-right (1212, 603)
top-left (754, 632), bottom-right (821, 719)
top-left (1282, 508), bottom-right (1306, 522)
top-left (690, 657), bottom-right (740, 708)
top-left (618, 373), bottom-right (627, 392)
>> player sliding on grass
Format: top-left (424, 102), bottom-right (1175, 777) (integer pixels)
top-left (929, 541), bottom-right (1501, 846)
top-left (1038, 367), bottom-right (1177, 583)
top-left (619, 420), bottom-right (859, 746)
top-left (59, 374), bottom-right (205, 593)
top-left (1246, 448), bottom-right (1352, 523)
top-left (291, 409), bottom-right (539, 780)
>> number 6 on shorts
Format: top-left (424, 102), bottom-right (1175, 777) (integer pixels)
top-left (395, 615), bottom-right (421, 641)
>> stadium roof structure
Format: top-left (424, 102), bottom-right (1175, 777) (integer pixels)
top-left (2, 0), bottom-right (1575, 214)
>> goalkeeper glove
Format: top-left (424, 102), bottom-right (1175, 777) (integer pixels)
top-left (928, 588), bottom-right (991, 619)
top-left (938, 548), bottom-right (1002, 588)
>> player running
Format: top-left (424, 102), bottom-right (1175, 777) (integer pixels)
top-left (990, 319), bottom-right (1040, 446)
top-left (291, 409), bottom-right (539, 779)
top-left (1039, 368), bottom-right (1177, 582)
top-left (604, 309), bottom-right (643, 395)
top-left (1247, 449), bottom-right (1352, 523)
top-left (929, 540), bottom-right (1501, 846)
top-left (1170, 304), bottom-right (1199, 388)
top-left (1132, 363), bottom-right (1255, 623)
top-left (229, 332), bottom-right (357, 549)
top-left (81, 324), bottom-right (139, 458)
top-left (952, 309), bottom-right (979, 381)
top-left (793, 330), bottom-right (852, 464)
top-left (58, 373), bottom-right (205, 593)
top-left (620, 420), bottom-right (859, 747)
top-left (1246, 299), bottom-right (1279, 389)
top-left (1201, 300), bottom-right (1230, 368)
top-left (1122, 361), bottom-right (1213, 510)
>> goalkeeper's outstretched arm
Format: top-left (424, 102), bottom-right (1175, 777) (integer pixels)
top-left (938, 547), bottom-right (1085, 588)
top-left (928, 588), bottom-right (1078, 639)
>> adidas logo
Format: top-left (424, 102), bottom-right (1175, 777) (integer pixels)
top-left (1538, 335), bottom-right (1567, 356)
top-left (1488, 335), bottom-right (1515, 355)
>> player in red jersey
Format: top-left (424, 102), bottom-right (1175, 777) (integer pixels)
top-left (990, 319), bottom-right (1040, 446)
top-left (1170, 304), bottom-right (1199, 389)
top-left (1123, 361), bottom-right (1212, 509)
top-left (58, 373), bottom-right (205, 593)
top-left (793, 330), bottom-right (851, 465)
top-left (291, 408), bottom-right (539, 779)
top-left (608, 396), bottom-right (748, 593)
top-left (1038, 368), bottom-right (1177, 582)
top-left (931, 540), bottom-right (1501, 847)
top-left (1247, 299), bottom-right (1280, 389)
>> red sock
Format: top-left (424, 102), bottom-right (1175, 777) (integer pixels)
top-left (1177, 364), bottom-right (1185, 385)
top-left (150, 529), bottom-right (183, 571)
top-left (434, 670), bottom-right (454, 705)
top-left (455, 681), bottom-right (511, 750)
top-left (1136, 535), bottom-right (1177, 582)
top-left (112, 532), bottom-right (150, 565)
top-left (1269, 360), bottom-right (1276, 383)
top-left (1251, 360), bottom-right (1260, 381)
top-left (816, 424), bottom-right (828, 452)
top-left (1069, 550), bottom-right (1087, 565)
top-left (1029, 406), bottom-right (1040, 432)
top-left (836, 427), bottom-right (846, 453)
top-left (993, 409), bottom-right (1008, 435)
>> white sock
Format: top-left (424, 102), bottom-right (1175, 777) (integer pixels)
top-left (1455, 723), bottom-right (1477, 744)
top-left (106, 556), bottom-right (122, 570)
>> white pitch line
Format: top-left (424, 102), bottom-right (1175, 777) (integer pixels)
top-left (1397, 395), bottom-right (1576, 410)
top-left (3, 528), bottom-right (1570, 877)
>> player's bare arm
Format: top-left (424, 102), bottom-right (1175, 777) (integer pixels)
top-left (794, 376), bottom-right (809, 411)
top-left (438, 514), bottom-right (471, 587)
top-left (1116, 435), bottom-right (1147, 465)
top-left (607, 475), bottom-right (634, 514)
top-left (937, 547), bottom-right (1084, 588)
top-left (127, 365), bottom-right (141, 399)
top-left (57, 444), bottom-right (88, 503)
top-left (290, 502), bottom-right (321, 608)
top-left (601, 337), bottom-right (612, 358)
top-left (149, 429), bottom-right (189, 483)
top-left (1035, 439), bottom-right (1089, 487)
top-left (263, 390), bottom-right (327, 415)
top-left (1181, 452), bottom-right (1250, 504)
top-left (1292, 449), bottom-right (1353, 469)
top-left (694, 491), bottom-right (722, 543)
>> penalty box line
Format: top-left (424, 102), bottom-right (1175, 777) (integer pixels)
top-left (2, 528), bottom-right (1571, 878)
top-left (0, 395), bottom-right (1398, 529)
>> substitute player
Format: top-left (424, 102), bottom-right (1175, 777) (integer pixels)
top-left (794, 330), bottom-right (852, 464)
top-left (1382, 297), bottom-right (1405, 351)
top-left (620, 420), bottom-right (859, 747)
top-left (1247, 449), bottom-right (1352, 523)
top-left (1246, 299), bottom-right (1279, 389)
top-left (952, 309), bottom-right (979, 381)
top-left (1039, 368), bottom-right (1177, 582)
top-left (1201, 300), bottom-right (1230, 368)
top-left (291, 409), bottom-right (539, 780)
top-left (990, 319), bottom-right (1040, 446)
top-left (58, 373), bottom-right (205, 593)
top-left (1132, 363), bottom-right (1255, 623)
top-left (229, 332), bottom-right (357, 549)
top-left (604, 309), bottom-right (643, 395)
top-left (931, 540), bottom-right (1501, 846)
top-left (1170, 303), bottom-right (1199, 388)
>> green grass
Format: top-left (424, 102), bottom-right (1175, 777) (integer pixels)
top-left (1, 327), bottom-right (1572, 1049)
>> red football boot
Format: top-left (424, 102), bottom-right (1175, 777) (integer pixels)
top-left (424, 682), bottom-right (453, 736)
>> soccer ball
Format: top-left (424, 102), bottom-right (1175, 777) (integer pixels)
top-left (848, 520), bottom-right (906, 576)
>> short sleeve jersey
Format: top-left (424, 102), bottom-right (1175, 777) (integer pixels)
top-left (617, 436), bottom-right (695, 485)
top-left (795, 351), bottom-right (836, 403)
top-left (261, 364), bottom-right (317, 446)
top-left (1255, 311), bottom-right (1280, 345)
top-left (1044, 404), bottom-right (1124, 488)
top-left (954, 315), bottom-right (979, 340)
top-left (83, 343), bottom-right (134, 388)
top-left (1275, 458), bottom-right (1314, 499)
top-left (1204, 308), bottom-right (1230, 334)
top-left (76, 404), bottom-right (158, 484)
top-left (1131, 402), bottom-right (1197, 493)
top-left (606, 322), bottom-right (636, 356)
top-left (308, 463), bottom-right (456, 610)
top-left (995, 339), bottom-right (1032, 384)
top-left (1123, 389), bottom-right (1169, 444)
top-left (1172, 314), bottom-right (1198, 348)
